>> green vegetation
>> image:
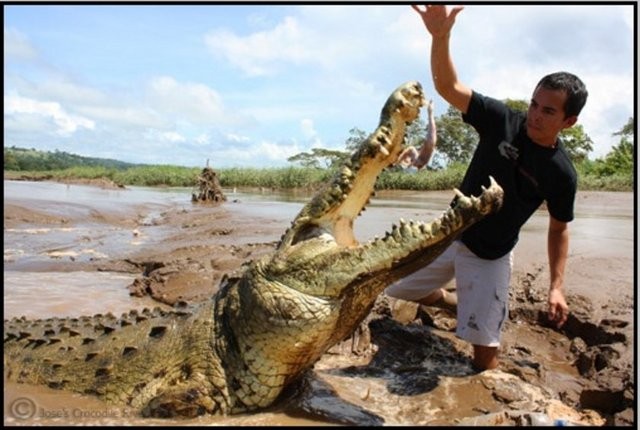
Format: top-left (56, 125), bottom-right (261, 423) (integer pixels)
top-left (114, 165), bottom-right (201, 187)
top-left (3, 146), bottom-right (136, 171)
top-left (3, 164), bottom-right (202, 188)
top-left (376, 163), bottom-right (467, 190)
top-left (217, 167), bottom-right (332, 189)
top-left (572, 117), bottom-right (634, 191)
top-left (3, 117), bottom-right (634, 192)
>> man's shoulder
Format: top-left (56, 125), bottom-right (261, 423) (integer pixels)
top-left (554, 146), bottom-right (578, 182)
top-left (467, 91), bottom-right (523, 119)
top-left (470, 91), bottom-right (507, 108)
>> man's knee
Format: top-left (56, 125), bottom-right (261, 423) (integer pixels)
top-left (417, 288), bottom-right (444, 306)
top-left (472, 345), bottom-right (499, 371)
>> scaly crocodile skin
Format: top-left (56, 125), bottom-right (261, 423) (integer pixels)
top-left (4, 82), bottom-right (503, 418)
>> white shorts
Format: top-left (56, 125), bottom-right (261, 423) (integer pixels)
top-left (384, 240), bottom-right (512, 347)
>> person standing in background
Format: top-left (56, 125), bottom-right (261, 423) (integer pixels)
top-left (397, 99), bottom-right (437, 170)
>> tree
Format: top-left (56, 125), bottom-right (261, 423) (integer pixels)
top-left (287, 151), bottom-right (322, 168)
top-left (344, 127), bottom-right (368, 152)
top-left (601, 139), bottom-right (633, 175)
top-left (594, 117), bottom-right (634, 176)
top-left (613, 117), bottom-right (634, 138)
top-left (288, 127), bottom-right (369, 169)
top-left (3, 149), bottom-right (19, 170)
top-left (560, 124), bottom-right (593, 162)
top-left (504, 98), bottom-right (529, 112)
top-left (287, 148), bottom-right (348, 169)
top-left (404, 117), bottom-right (427, 148)
top-left (434, 105), bottom-right (479, 165)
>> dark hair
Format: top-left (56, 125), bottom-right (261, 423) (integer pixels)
top-left (536, 72), bottom-right (588, 118)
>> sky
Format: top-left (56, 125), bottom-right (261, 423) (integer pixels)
top-left (4, 3), bottom-right (636, 168)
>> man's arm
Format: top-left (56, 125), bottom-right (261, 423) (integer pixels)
top-left (412, 5), bottom-right (472, 114)
top-left (547, 215), bottom-right (570, 328)
top-left (414, 99), bottom-right (436, 169)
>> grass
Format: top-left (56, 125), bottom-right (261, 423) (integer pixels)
top-left (3, 161), bottom-right (633, 192)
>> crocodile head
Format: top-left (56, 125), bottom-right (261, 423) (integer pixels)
top-left (214, 81), bottom-right (504, 411)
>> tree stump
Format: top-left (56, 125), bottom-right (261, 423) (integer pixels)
top-left (191, 167), bottom-right (227, 203)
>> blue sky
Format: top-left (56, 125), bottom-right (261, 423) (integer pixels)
top-left (4, 4), bottom-right (636, 168)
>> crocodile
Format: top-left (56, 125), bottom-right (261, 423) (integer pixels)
top-left (4, 81), bottom-right (504, 418)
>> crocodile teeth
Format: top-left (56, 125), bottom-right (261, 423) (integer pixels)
top-left (400, 222), bottom-right (412, 237)
top-left (419, 223), bottom-right (432, 238)
top-left (431, 219), bottom-right (441, 235)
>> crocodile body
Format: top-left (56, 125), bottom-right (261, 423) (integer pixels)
top-left (4, 81), bottom-right (504, 418)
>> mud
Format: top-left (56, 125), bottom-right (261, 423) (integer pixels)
top-left (3, 180), bottom-right (635, 426)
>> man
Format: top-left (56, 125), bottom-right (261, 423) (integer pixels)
top-left (385, 4), bottom-right (588, 371)
top-left (397, 99), bottom-right (437, 170)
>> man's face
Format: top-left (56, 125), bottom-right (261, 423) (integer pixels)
top-left (526, 86), bottom-right (577, 147)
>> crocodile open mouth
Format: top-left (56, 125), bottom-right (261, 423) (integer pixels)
top-left (264, 81), bottom-right (504, 307)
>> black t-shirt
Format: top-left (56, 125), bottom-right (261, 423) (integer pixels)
top-left (458, 91), bottom-right (577, 260)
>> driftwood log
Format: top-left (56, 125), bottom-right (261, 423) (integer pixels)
top-left (192, 166), bottom-right (226, 203)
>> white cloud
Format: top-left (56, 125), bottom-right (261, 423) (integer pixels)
top-left (147, 76), bottom-right (225, 123)
top-left (254, 139), bottom-right (301, 162)
top-left (34, 80), bottom-right (109, 106)
top-left (195, 133), bottom-right (210, 145)
top-left (6, 73), bottom-right (165, 131)
top-left (226, 132), bottom-right (250, 144)
top-left (77, 105), bottom-right (164, 130)
top-left (192, 137), bottom-right (300, 168)
top-left (145, 76), bottom-right (251, 129)
top-left (205, 16), bottom-right (315, 76)
top-left (4, 28), bottom-right (38, 62)
top-left (142, 129), bottom-right (187, 145)
top-left (300, 118), bottom-right (316, 139)
top-left (300, 118), bottom-right (325, 149)
top-left (161, 131), bottom-right (186, 143)
top-left (4, 94), bottom-right (95, 136)
top-left (204, 7), bottom-right (409, 78)
top-left (572, 72), bottom-right (635, 158)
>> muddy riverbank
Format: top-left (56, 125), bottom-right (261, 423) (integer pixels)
top-left (3, 180), bottom-right (635, 426)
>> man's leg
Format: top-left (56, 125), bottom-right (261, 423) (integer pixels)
top-left (417, 288), bottom-right (457, 314)
top-left (385, 242), bottom-right (458, 304)
top-left (472, 345), bottom-right (499, 370)
top-left (454, 243), bottom-right (513, 370)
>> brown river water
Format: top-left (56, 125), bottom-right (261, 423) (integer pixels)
top-left (3, 180), bottom-right (635, 426)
